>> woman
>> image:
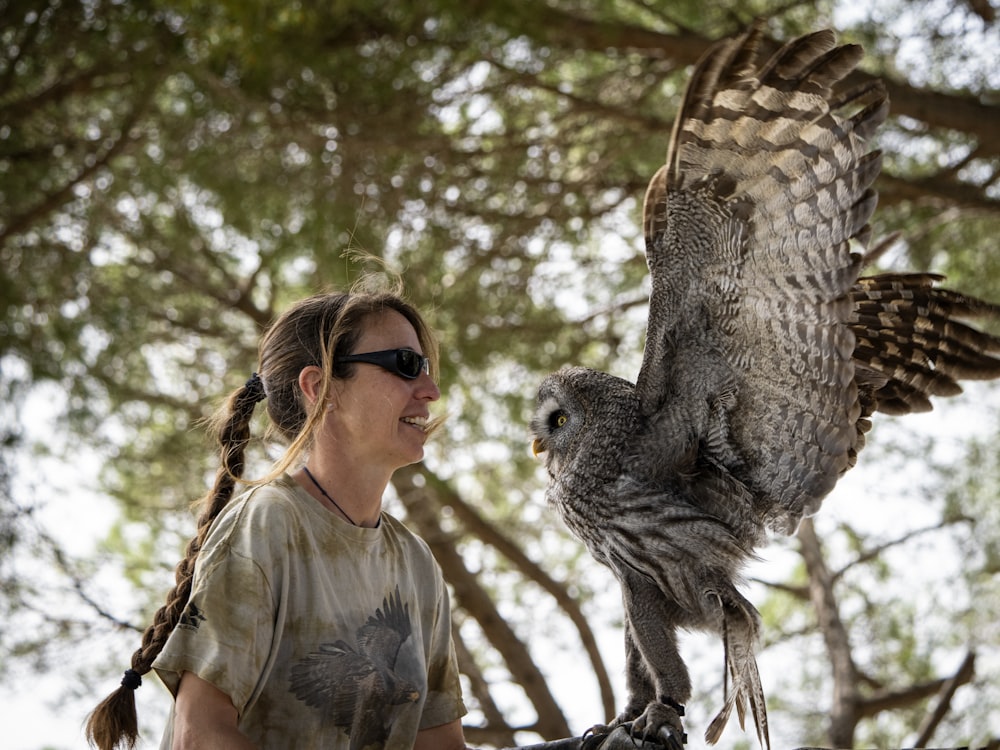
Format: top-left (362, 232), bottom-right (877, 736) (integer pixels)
top-left (86, 286), bottom-right (468, 749)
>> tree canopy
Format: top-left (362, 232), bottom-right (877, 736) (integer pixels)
top-left (2, 0), bottom-right (999, 748)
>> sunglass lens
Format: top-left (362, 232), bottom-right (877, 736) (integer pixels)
top-left (397, 350), bottom-right (424, 378)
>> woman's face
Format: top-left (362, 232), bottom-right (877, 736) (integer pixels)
top-left (322, 310), bottom-right (440, 471)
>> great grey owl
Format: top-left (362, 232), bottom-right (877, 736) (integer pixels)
top-left (529, 21), bottom-right (1000, 749)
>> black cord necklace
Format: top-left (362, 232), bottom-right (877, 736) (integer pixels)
top-left (302, 466), bottom-right (357, 526)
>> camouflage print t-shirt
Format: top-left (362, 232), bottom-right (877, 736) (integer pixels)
top-left (153, 474), bottom-right (467, 749)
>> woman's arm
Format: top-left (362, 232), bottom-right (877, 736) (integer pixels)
top-left (414, 718), bottom-right (467, 750)
top-left (172, 671), bottom-right (257, 750)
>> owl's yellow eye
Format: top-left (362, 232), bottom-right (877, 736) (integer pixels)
top-left (549, 410), bottom-right (568, 430)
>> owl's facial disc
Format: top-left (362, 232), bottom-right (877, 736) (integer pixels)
top-left (532, 408), bottom-right (569, 456)
top-left (530, 395), bottom-right (570, 459)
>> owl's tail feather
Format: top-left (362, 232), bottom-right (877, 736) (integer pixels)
top-left (705, 600), bottom-right (771, 750)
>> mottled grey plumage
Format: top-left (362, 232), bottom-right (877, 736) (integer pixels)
top-left (530, 21), bottom-right (1000, 749)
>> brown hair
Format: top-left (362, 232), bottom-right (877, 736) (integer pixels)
top-left (85, 286), bottom-right (439, 749)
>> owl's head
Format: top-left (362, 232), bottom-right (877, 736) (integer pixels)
top-left (530, 366), bottom-right (639, 478)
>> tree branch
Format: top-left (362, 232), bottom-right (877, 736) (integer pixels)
top-left (45, 525), bottom-right (142, 633)
top-left (798, 518), bottom-right (860, 747)
top-left (750, 577), bottom-right (810, 601)
top-left (452, 622), bottom-right (519, 748)
top-left (0, 76), bottom-right (158, 245)
top-left (525, 13), bottom-right (1000, 163)
top-left (912, 650), bottom-right (976, 747)
top-left (415, 464), bottom-right (618, 721)
top-left (392, 464), bottom-right (573, 739)
top-left (831, 517), bottom-right (971, 585)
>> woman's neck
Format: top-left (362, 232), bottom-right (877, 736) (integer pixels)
top-left (295, 459), bottom-right (389, 528)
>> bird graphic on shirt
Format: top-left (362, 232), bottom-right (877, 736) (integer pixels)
top-left (290, 586), bottom-right (420, 750)
top-left (178, 601), bottom-right (206, 630)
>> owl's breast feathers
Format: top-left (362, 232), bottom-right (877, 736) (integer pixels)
top-left (548, 400), bottom-right (766, 591)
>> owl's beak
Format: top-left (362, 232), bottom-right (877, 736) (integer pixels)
top-left (531, 438), bottom-right (546, 457)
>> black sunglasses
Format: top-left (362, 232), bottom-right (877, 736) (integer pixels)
top-left (339, 348), bottom-right (430, 380)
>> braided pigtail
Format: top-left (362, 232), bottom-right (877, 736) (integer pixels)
top-left (85, 374), bottom-right (266, 750)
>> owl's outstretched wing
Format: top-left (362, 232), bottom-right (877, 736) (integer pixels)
top-left (636, 22), bottom-right (888, 532)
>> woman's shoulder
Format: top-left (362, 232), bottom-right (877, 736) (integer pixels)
top-left (379, 513), bottom-right (439, 566)
top-left (209, 474), bottom-right (312, 540)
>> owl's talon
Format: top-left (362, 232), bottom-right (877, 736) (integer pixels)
top-left (582, 721), bottom-right (635, 750)
top-left (579, 729), bottom-right (612, 750)
top-left (658, 696), bottom-right (685, 717)
top-left (657, 725), bottom-right (686, 750)
top-left (628, 700), bottom-right (686, 749)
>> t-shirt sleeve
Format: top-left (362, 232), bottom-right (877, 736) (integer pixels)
top-left (153, 505), bottom-right (278, 713)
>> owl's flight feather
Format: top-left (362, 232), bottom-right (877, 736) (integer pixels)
top-left (531, 19), bottom-right (1000, 749)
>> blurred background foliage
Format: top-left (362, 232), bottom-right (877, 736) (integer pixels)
top-left (1, 0), bottom-right (999, 747)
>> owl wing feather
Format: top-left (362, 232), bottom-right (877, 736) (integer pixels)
top-left (637, 21), bottom-right (890, 533)
top-left (849, 271), bottom-right (1000, 415)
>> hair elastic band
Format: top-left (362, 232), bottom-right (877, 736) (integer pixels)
top-left (244, 372), bottom-right (266, 403)
top-left (121, 669), bottom-right (142, 691)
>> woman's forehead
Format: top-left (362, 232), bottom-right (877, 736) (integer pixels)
top-left (356, 309), bottom-right (421, 349)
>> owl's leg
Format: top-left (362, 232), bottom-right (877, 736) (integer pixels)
top-left (617, 566), bottom-right (690, 749)
top-left (621, 620), bottom-right (655, 721)
top-left (582, 605), bottom-right (685, 749)
top-left (582, 621), bottom-right (653, 742)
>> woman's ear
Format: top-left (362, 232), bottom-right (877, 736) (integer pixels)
top-left (297, 365), bottom-right (326, 406)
